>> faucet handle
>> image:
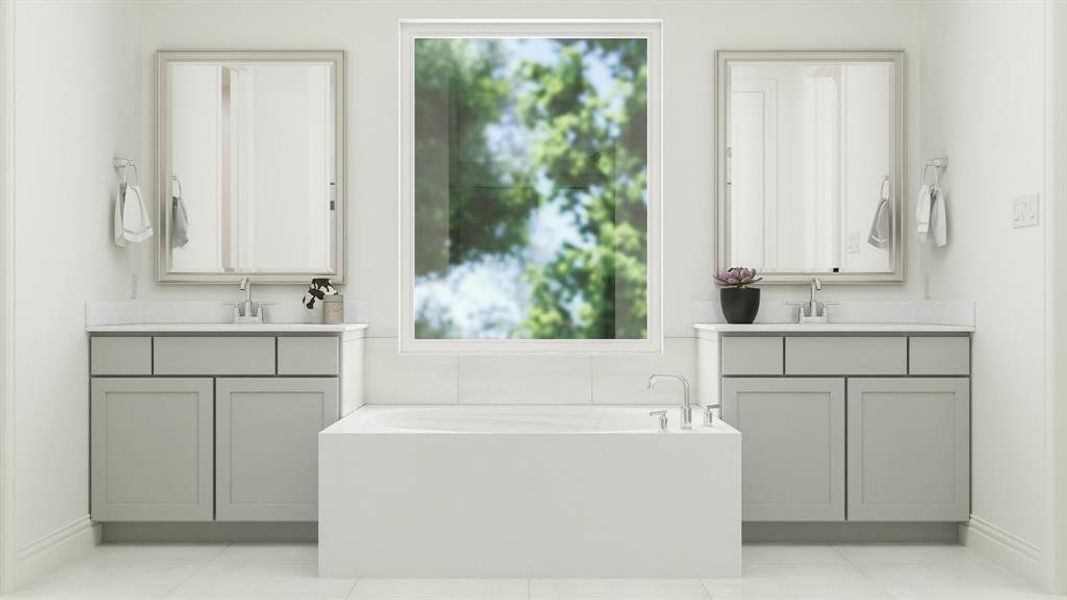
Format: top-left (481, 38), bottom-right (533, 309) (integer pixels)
top-left (702, 404), bottom-right (721, 426)
top-left (648, 410), bottom-right (669, 433)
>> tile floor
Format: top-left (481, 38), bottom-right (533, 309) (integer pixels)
top-left (3, 542), bottom-right (1063, 599)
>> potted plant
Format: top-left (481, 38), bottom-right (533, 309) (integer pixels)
top-left (714, 267), bottom-right (763, 324)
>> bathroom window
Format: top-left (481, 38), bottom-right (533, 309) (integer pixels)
top-left (399, 21), bottom-right (662, 353)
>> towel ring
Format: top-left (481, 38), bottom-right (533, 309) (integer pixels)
top-left (879, 175), bottom-right (890, 200)
top-left (172, 175), bottom-right (184, 200)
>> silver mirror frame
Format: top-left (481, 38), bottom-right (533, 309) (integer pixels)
top-left (715, 50), bottom-right (905, 284)
top-left (156, 50), bottom-right (346, 284)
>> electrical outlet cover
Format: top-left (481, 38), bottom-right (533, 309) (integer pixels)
top-left (846, 232), bottom-right (860, 253)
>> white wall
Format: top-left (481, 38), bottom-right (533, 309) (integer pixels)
top-left (1047, 1), bottom-right (1067, 590)
top-left (0, 0), bottom-right (15, 592)
top-left (919, 0), bottom-right (1051, 587)
top-left (135, 0), bottom-right (925, 403)
top-left (9, 0), bottom-right (140, 588)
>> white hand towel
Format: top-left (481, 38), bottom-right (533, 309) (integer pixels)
top-left (113, 183), bottom-right (128, 247)
top-left (915, 183), bottom-right (931, 243)
top-left (930, 186), bottom-right (947, 247)
top-left (114, 183), bottom-right (153, 246)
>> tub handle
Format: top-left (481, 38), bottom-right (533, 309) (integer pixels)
top-left (649, 410), bottom-right (669, 433)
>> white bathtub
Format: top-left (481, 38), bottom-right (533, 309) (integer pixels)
top-left (319, 405), bottom-right (741, 578)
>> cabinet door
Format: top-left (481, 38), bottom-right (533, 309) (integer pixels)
top-left (722, 377), bottom-right (845, 521)
top-left (91, 378), bottom-right (213, 521)
top-left (847, 378), bottom-right (970, 521)
top-left (216, 378), bottom-right (339, 521)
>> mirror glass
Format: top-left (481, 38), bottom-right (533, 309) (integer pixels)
top-left (719, 52), bottom-right (903, 282)
top-left (158, 52), bottom-right (344, 282)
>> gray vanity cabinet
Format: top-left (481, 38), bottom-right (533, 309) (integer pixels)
top-left (847, 377), bottom-right (970, 521)
top-left (215, 378), bottom-right (339, 521)
top-left (90, 378), bottom-right (214, 521)
top-left (89, 332), bottom-right (362, 524)
top-left (713, 332), bottom-right (971, 524)
top-left (722, 377), bottom-right (846, 521)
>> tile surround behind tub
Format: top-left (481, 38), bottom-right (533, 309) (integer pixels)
top-left (363, 337), bottom-right (459, 404)
top-left (591, 337), bottom-right (697, 404)
top-left (457, 354), bottom-right (593, 404)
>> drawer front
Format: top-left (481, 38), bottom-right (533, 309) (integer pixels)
top-left (91, 336), bottom-right (152, 375)
top-left (786, 336), bottom-right (907, 375)
top-left (722, 337), bottom-right (783, 375)
top-left (153, 336), bottom-right (275, 375)
top-left (909, 336), bottom-right (970, 375)
top-left (277, 337), bottom-right (339, 376)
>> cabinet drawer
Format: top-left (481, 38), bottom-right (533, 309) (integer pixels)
top-left (722, 337), bottom-right (783, 375)
top-left (786, 337), bottom-right (907, 375)
top-left (278, 337), bottom-right (339, 376)
top-left (153, 336), bottom-right (275, 375)
top-left (909, 337), bottom-right (970, 375)
top-left (91, 336), bottom-right (151, 375)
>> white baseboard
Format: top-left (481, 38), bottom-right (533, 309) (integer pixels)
top-left (14, 516), bottom-right (99, 590)
top-left (960, 515), bottom-right (1042, 587)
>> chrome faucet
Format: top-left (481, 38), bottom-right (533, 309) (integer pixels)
top-left (796, 277), bottom-right (830, 323)
top-left (234, 277), bottom-right (264, 323)
top-left (807, 277), bottom-right (822, 317)
top-left (647, 374), bottom-right (692, 430)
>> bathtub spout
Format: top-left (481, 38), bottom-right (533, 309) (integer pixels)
top-left (647, 374), bottom-right (692, 430)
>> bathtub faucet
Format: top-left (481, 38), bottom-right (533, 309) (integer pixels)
top-left (647, 374), bottom-right (692, 430)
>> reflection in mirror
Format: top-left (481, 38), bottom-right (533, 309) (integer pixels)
top-left (718, 52), bottom-right (903, 282)
top-left (158, 52), bottom-right (344, 282)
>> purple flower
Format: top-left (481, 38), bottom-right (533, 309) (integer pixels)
top-left (714, 266), bottom-right (763, 288)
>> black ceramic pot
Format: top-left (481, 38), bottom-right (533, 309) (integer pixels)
top-left (720, 287), bottom-right (761, 324)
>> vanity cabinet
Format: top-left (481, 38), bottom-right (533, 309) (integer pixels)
top-left (88, 330), bottom-right (364, 523)
top-left (722, 378), bottom-right (844, 521)
top-left (707, 331), bottom-right (972, 523)
top-left (90, 378), bottom-right (214, 521)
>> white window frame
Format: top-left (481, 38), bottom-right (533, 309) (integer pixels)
top-left (398, 19), bottom-right (663, 354)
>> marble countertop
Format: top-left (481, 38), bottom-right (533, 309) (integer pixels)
top-left (86, 323), bottom-right (369, 333)
top-left (693, 322), bottom-right (975, 333)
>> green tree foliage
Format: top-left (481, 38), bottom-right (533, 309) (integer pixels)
top-left (414, 39), bottom-right (539, 275)
top-left (413, 38), bottom-right (648, 340)
top-left (514, 39), bottom-right (648, 339)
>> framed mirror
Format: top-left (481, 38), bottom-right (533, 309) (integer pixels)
top-left (716, 51), bottom-right (904, 283)
top-left (157, 51), bottom-right (345, 283)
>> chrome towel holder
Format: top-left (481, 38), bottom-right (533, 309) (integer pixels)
top-left (113, 156), bottom-right (139, 186)
top-left (922, 156), bottom-right (948, 187)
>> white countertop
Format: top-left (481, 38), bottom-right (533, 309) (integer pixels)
top-left (693, 322), bottom-right (974, 333)
top-left (86, 323), bottom-right (369, 333)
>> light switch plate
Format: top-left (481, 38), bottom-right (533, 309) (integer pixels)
top-left (1013, 193), bottom-right (1040, 228)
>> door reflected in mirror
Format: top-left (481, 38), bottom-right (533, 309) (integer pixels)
top-left (158, 51), bottom-right (344, 282)
top-left (718, 52), bottom-right (904, 283)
